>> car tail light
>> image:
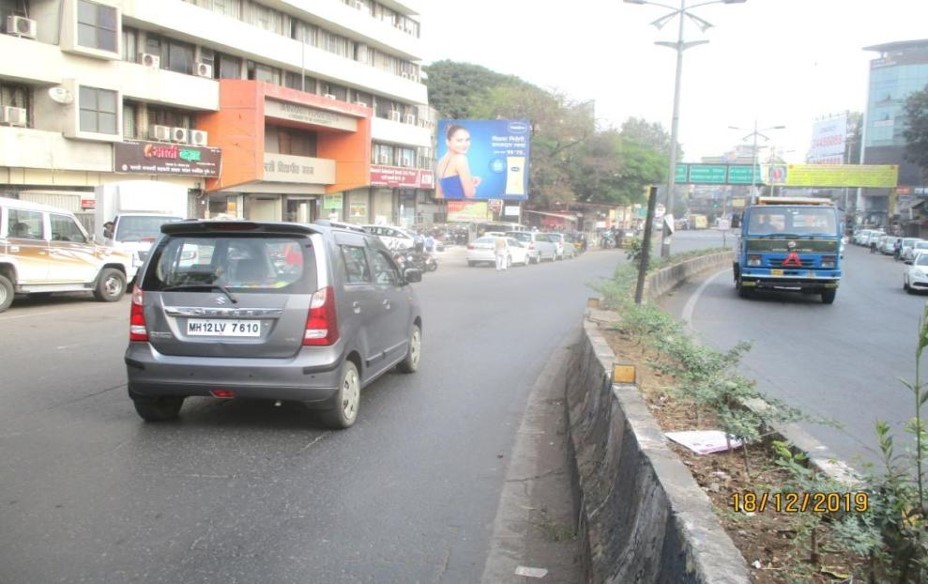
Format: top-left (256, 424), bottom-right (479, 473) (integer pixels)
top-left (129, 286), bottom-right (148, 342)
top-left (467, 243), bottom-right (475, 250)
top-left (304, 286), bottom-right (339, 346)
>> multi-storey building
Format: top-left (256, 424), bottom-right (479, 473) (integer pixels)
top-left (0, 0), bottom-right (432, 226)
top-left (861, 39), bottom-right (928, 229)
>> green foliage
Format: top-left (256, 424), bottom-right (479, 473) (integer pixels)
top-left (422, 60), bottom-right (669, 213)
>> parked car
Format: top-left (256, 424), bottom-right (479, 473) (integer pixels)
top-left (852, 229), bottom-right (875, 246)
top-left (125, 220), bottom-right (423, 429)
top-left (903, 240), bottom-right (928, 263)
top-left (538, 232), bottom-right (576, 259)
top-left (904, 252), bottom-right (928, 294)
top-left (878, 234), bottom-right (897, 255)
top-left (504, 230), bottom-right (557, 263)
top-left (898, 238), bottom-right (923, 262)
top-left (0, 197), bottom-right (135, 312)
top-left (864, 230), bottom-right (886, 248)
top-left (503, 230), bottom-right (544, 264)
top-left (361, 224), bottom-right (416, 251)
top-left (466, 236), bottom-right (530, 267)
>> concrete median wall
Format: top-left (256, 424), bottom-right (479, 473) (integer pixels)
top-left (567, 251), bottom-right (749, 583)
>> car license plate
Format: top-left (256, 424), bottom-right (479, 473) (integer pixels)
top-left (187, 319), bottom-right (261, 337)
top-left (771, 269), bottom-right (783, 276)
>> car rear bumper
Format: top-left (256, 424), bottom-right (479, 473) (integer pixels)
top-left (125, 343), bottom-right (343, 404)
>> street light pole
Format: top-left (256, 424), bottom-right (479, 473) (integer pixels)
top-left (729, 120), bottom-right (785, 202)
top-left (625, 0), bottom-right (746, 258)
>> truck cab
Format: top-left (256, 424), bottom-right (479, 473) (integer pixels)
top-left (733, 197), bottom-right (842, 304)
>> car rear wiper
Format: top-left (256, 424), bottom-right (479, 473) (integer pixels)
top-left (161, 283), bottom-right (239, 304)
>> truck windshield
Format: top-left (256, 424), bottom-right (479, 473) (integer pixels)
top-left (746, 207), bottom-right (837, 236)
top-left (114, 216), bottom-right (183, 242)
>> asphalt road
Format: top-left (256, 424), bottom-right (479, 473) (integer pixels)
top-left (660, 233), bottom-right (925, 475)
top-left (0, 245), bottom-right (622, 584)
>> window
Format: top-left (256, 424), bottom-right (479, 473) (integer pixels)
top-left (247, 62), bottom-right (280, 85)
top-left (79, 86), bottom-right (118, 134)
top-left (164, 39), bottom-right (195, 74)
top-left (7, 209), bottom-right (44, 240)
top-left (0, 81), bottom-right (29, 109)
top-left (148, 107), bottom-right (191, 130)
top-left (339, 245), bottom-right (370, 284)
top-left (122, 101), bottom-right (137, 138)
top-left (367, 247), bottom-right (399, 286)
top-left (216, 53), bottom-right (242, 79)
top-left (121, 27), bottom-right (138, 62)
top-left (50, 214), bottom-right (88, 243)
top-left (278, 129), bottom-right (317, 157)
top-left (77, 0), bottom-right (118, 53)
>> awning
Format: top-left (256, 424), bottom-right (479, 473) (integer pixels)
top-left (524, 210), bottom-right (578, 223)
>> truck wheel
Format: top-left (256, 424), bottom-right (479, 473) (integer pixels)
top-left (736, 279), bottom-right (752, 298)
top-left (0, 274), bottom-right (14, 312)
top-left (821, 289), bottom-right (837, 304)
top-left (94, 268), bottom-right (126, 302)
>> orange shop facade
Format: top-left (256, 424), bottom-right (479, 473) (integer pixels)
top-left (200, 80), bottom-right (432, 223)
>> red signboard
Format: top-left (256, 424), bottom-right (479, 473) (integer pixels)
top-left (370, 166), bottom-right (434, 189)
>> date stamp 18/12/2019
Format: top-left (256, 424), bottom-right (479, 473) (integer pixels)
top-left (730, 491), bottom-right (870, 514)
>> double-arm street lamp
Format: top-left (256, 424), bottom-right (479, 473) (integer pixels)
top-left (728, 120), bottom-right (785, 200)
top-left (624, 0), bottom-right (746, 258)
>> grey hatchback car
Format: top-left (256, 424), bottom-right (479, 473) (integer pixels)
top-left (125, 220), bottom-right (422, 429)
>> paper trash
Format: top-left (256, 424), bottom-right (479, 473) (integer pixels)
top-left (665, 430), bottom-right (743, 455)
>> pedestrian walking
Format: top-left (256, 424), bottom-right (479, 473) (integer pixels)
top-left (494, 235), bottom-right (509, 271)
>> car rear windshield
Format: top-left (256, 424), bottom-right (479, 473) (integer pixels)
top-left (114, 216), bottom-right (183, 242)
top-left (141, 235), bottom-right (316, 294)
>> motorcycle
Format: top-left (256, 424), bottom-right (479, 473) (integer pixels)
top-left (395, 250), bottom-right (438, 272)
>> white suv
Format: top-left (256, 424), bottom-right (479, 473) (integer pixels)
top-left (362, 225), bottom-right (417, 251)
top-left (0, 197), bottom-right (135, 312)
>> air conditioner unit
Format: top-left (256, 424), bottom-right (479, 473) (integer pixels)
top-left (189, 129), bottom-right (208, 146)
top-left (404, 114), bottom-right (415, 124)
top-left (6, 15), bottom-right (37, 39)
top-left (354, 101), bottom-right (367, 107)
top-left (1, 106), bottom-right (27, 127)
top-left (378, 154), bottom-right (389, 164)
top-left (151, 125), bottom-right (172, 141)
top-left (171, 127), bottom-right (189, 144)
top-left (389, 111), bottom-right (401, 122)
top-left (194, 62), bottom-right (212, 78)
top-left (323, 93), bottom-right (337, 100)
top-left (140, 53), bottom-right (160, 68)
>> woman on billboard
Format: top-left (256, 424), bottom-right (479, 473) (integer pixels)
top-left (436, 124), bottom-right (480, 199)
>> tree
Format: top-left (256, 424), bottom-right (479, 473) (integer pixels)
top-left (422, 60), bottom-right (669, 212)
top-left (904, 88), bottom-right (928, 179)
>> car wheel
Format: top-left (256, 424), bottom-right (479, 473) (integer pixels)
top-left (0, 273), bottom-right (13, 313)
top-left (904, 277), bottom-right (910, 291)
top-left (821, 289), bottom-right (837, 304)
top-left (397, 324), bottom-right (421, 373)
top-left (93, 268), bottom-right (126, 302)
top-left (468, 260), bottom-right (476, 267)
top-left (132, 395), bottom-right (184, 422)
top-left (319, 360), bottom-right (360, 429)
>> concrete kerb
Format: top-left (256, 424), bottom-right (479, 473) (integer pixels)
top-left (568, 251), bottom-right (861, 583)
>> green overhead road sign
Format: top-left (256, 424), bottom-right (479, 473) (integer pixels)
top-left (727, 165), bottom-right (761, 185)
top-left (688, 165), bottom-right (727, 184)
top-left (673, 163), bottom-right (762, 185)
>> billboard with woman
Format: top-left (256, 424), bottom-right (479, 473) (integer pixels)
top-left (435, 119), bottom-right (531, 201)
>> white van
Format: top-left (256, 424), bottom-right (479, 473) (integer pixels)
top-left (0, 197), bottom-right (136, 312)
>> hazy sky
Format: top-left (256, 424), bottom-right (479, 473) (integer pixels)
top-left (419, 0), bottom-right (928, 163)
